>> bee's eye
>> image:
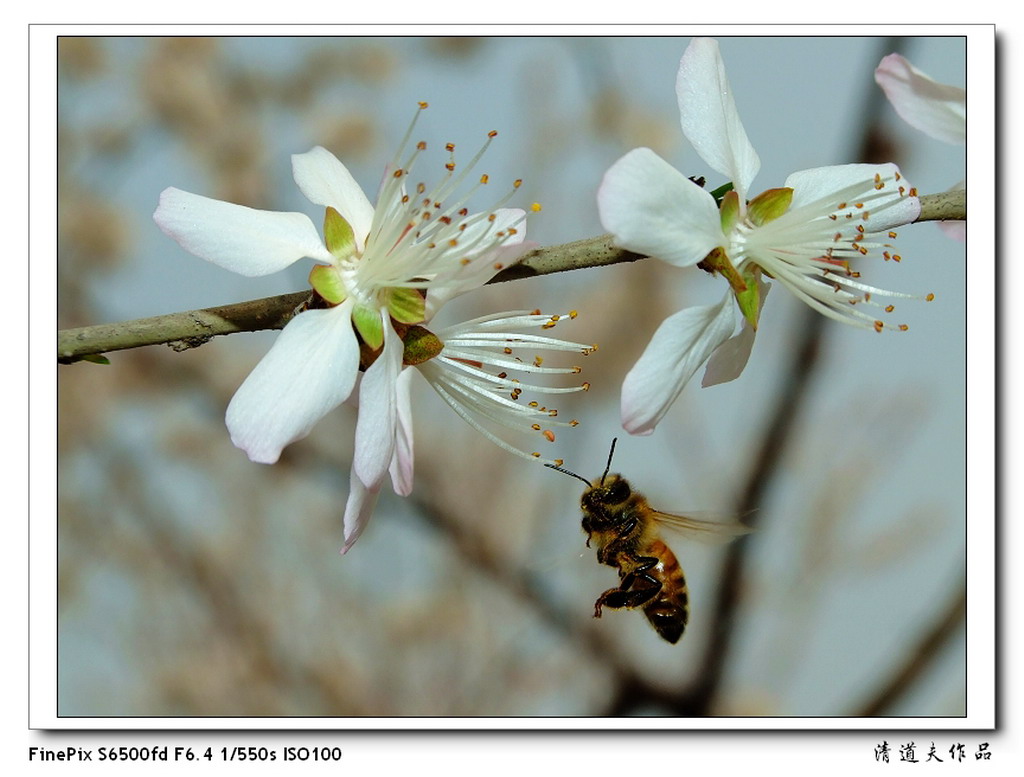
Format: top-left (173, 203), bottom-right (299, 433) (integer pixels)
top-left (607, 478), bottom-right (630, 503)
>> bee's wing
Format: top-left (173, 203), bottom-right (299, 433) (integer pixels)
top-left (650, 510), bottom-right (752, 544)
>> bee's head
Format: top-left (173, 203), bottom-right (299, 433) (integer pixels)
top-left (545, 437), bottom-right (625, 520)
top-left (581, 472), bottom-right (632, 514)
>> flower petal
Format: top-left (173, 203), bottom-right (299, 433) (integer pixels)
top-left (875, 54), bottom-right (966, 145)
top-left (423, 208), bottom-right (534, 318)
top-left (702, 321), bottom-right (755, 388)
top-left (353, 316), bottom-right (404, 488)
top-left (436, 207), bottom-right (527, 262)
top-left (937, 181), bottom-right (966, 241)
top-left (154, 187), bottom-right (333, 276)
top-left (784, 163), bottom-right (921, 230)
top-left (225, 301), bottom-right (359, 464)
top-left (676, 37), bottom-right (761, 200)
top-left (292, 146), bottom-right (376, 249)
top-left (938, 220), bottom-right (966, 241)
top-left (621, 295), bottom-right (737, 435)
top-left (702, 281), bottom-right (770, 387)
top-left (340, 468), bottom-right (381, 555)
top-left (388, 369), bottom-right (415, 497)
top-left (598, 148), bottom-right (722, 267)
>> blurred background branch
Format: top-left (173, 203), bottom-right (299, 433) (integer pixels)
top-left (56, 35), bottom-right (968, 718)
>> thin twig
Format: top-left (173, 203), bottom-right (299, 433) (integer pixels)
top-left (916, 188), bottom-right (966, 225)
top-left (56, 190), bottom-right (963, 364)
top-left (854, 580), bottom-right (966, 716)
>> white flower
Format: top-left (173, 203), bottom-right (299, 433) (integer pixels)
top-left (597, 38), bottom-right (924, 435)
top-left (343, 310), bottom-right (595, 552)
top-left (875, 53), bottom-right (966, 241)
top-left (154, 105), bottom-right (550, 551)
top-left (419, 310), bottom-right (593, 461)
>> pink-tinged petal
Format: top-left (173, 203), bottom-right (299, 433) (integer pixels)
top-left (598, 148), bottom-right (723, 267)
top-left (353, 317), bottom-right (403, 488)
top-left (937, 180), bottom-right (966, 241)
top-left (388, 369), bottom-right (415, 497)
top-left (292, 146), bottom-right (376, 249)
top-left (621, 295), bottom-right (737, 435)
top-left (785, 164), bottom-right (921, 229)
top-left (225, 302), bottom-right (359, 464)
top-left (154, 187), bottom-right (333, 276)
top-left (340, 468), bottom-right (381, 555)
top-left (676, 37), bottom-right (761, 201)
top-left (702, 281), bottom-right (770, 387)
top-left (938, 220), bottom-right (966, 241)
top-left (875, 54), bottom-right (966, 145)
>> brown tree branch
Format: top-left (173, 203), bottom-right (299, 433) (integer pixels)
top-left (57, 190), bottom-right (963, 364)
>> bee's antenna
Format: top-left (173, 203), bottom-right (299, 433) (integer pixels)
top-left (600, 437), bottom-right (618, 486)
top-left (544, 462), bottom-right (592, 487)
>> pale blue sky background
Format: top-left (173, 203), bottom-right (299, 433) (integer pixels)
top-left (53, 34), bottom-right (972, 720)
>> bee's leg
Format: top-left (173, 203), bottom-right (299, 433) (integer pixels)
top-left (595, 522), bottom-right (641, 566)
top-left (593, 570), bottom-right (662, 618)
top-left (632, 555), bottom-right (659, 573)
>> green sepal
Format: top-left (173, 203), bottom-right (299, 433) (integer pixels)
top-left (308, 264), bottom-right (348, 304)
top-left (734, 266), bottom-right (763, 330)
top-left (719, 190), bottom-right (741, 234)
top-left (388, 287), bottom-right (427, 325)
top-left (80, 353), bottom-right (110, 365)
top-left (702, 245), bottom-right (747, 296)
top-left (401, 325), bottom-right (443, 366)
top-left (352, 305), bottom-right (384, 350)
top-left (747, 187), bottom-right (793, 227)
top-left (323, 206), bottom-right (356, 259)
top-left (708, 181), bottom-right (735, 206)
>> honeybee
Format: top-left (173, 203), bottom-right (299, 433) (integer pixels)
top-left (547, 439), bottom-right (748, 644)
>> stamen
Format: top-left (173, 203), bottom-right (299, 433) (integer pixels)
top-left (413, 310), bottom-right (589, 466)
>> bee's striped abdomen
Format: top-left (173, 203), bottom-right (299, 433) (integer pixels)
top-left (641, 538), bottom-right (689, 644)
